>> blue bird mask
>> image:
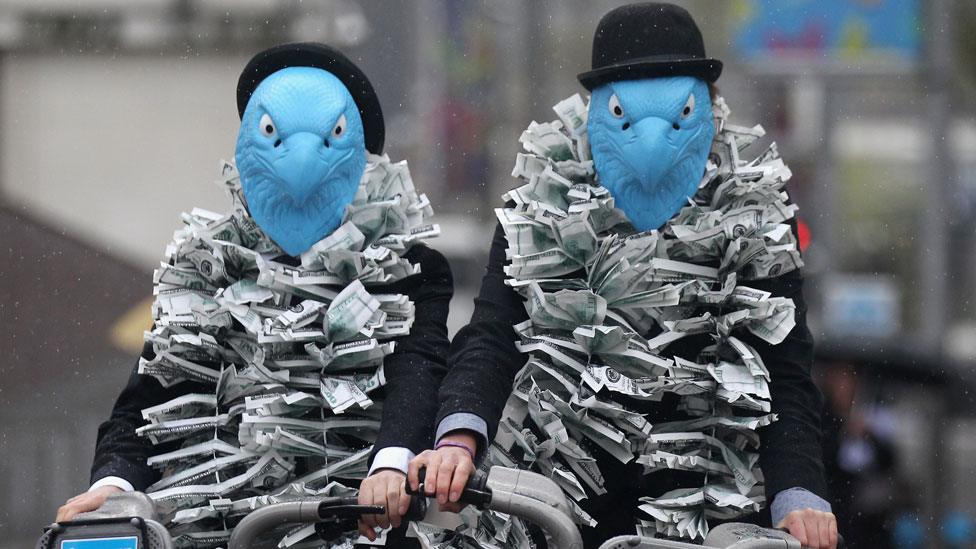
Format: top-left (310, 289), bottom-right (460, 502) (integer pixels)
top-left (235, 66), bottom-right (367, 256)
top-left (588, 76), bottom-right (714, 231)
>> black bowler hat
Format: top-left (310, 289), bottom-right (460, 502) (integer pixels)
top-left (577, 2), bottom-right (722, 90)
top-left (237, 42), bottom-right (385, 154)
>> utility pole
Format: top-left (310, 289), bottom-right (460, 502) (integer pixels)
top-left (922, 0), bottom-right (953, 547)
top-left (921, 0), bottom-right (952, 353)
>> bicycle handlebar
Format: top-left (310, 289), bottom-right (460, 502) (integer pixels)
top-left (229, 466), bottom-right (583, 549)
top-left (227, 496), bottom-right (416, 549)
top-left (228, 468), bottom-right (840, 549)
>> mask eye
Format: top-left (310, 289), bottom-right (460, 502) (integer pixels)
top-left (680, 94), bottom-right (695, 120)
top-left (332, 114), bottom-right (347, 138)
top-left (608, 94), bottom-right (624, 119)
top-left (259, 113), bottom-right (276, 137)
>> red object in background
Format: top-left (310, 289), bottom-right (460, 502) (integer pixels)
top-left (798, 219), bottom-right (811, 252)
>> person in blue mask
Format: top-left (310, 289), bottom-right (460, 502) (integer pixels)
top-left (410, 4), bottom-right (837, 548)
top-left (57, 43), bottom-right (450, 547)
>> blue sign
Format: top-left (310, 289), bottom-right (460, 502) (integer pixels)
top-left (731, 0), bottom-right (920, 63)
top-left (823, 275), bottom-right (901, 339)
top-left (61, 537), bottom-right (138, 549)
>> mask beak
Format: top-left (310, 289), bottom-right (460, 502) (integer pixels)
top-left (621, 116), bottom-right (680, 188)
top-left (272, 132), bottom-right (340, 202)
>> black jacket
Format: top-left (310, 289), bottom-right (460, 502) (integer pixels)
top-left (91, 244), bottom-right (453, 490)
top-left (436, 222), bottom-right (827, 534)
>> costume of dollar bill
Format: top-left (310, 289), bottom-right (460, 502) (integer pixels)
top-left (88, 43), bottom-right (446, 549)
top-left (141, 154), bottom-right (436, 548)
top-left (415, 92), bottom-right (799, 547)
top-left (418, 4), bottom-right (828, 546)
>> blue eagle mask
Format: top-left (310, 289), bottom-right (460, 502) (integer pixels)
top-left (588, 76), bottom-right (714, 232)
top-left (235, 66), bottom-right (367, 256)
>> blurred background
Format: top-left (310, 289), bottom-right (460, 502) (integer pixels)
top-left (1, 0), bottom-right (975, 547)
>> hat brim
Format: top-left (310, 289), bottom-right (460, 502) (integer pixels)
top-left (578, 57), bottom-right (723, 90)
top-left (237, 42), bottom-right (385, 155)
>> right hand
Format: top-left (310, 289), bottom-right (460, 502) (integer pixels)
top-left (56, 486), bottom-right (122, 522)
top-left (407, 431), bottom-right (477, 512)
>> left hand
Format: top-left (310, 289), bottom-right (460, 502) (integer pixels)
top-left (357, 469), bottom-right (410, 541)
top-left (777, 508), bottom-right (838, 549)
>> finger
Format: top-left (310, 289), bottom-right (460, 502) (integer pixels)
top-left (386, 481), bottom-right (402, 529)
top-left (374, 482), bottom-right (391, 529)
top-left (62, 503), bottom-right (85, 522)
top-left (407, 455), bottom-right (426, 491)
top-left (398, 481), bottom-right (411, 517)
top-left (435, 458), bottom-right (456, 506)
top-left (423, 455), bottom-right (441, 496)
top-left (449, 460), bottom-right (472, 503)
top-left (360, 491), bottom-right (377, 530)
top-left (57, 500), bottom-right (89, 522)
top-left (369, 482), bottom-right (389, 530)
top-left (358, 484), bottom-right (378, 530)
top-left (358, 481), bottom-right (370, 505)
top-left (828, 514), bottom-right (838, 549)
top-left (818, 515), bottom-right (830, 549)
top-left (358, 520), bottom-right (376, 542)
top-left (788, 516), bottom-right (809, 547)
top-left (804, 515), bottom-right (820, 549)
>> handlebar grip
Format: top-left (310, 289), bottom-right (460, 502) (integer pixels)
top-left (778, 528), bottom-right (845, 549)
top-left (317, 497), bottom-right (383, 519)
top-left (405, 466), bottom-right (492, 508)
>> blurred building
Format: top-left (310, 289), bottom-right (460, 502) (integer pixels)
top-left (1, 1), bottom-right (975, 548)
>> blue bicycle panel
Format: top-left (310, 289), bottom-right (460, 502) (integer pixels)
top-left (60, 536), bottom-right (138, 549)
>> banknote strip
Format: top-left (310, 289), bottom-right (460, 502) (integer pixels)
top-left (137, 153), bottom-right (437, 547)
top-left (428, 92), bottom-right (805, 548)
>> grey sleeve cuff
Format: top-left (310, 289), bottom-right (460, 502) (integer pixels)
top-left (770, 487), bottom-right (832, 526)
top-left (436, 412), bottom-right (488, 449)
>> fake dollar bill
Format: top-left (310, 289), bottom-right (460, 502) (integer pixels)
top-left (138, 154), bottom-right (437, 548)
top-left (435, 94), bottom-right (801, 547)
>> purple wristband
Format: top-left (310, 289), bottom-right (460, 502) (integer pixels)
top-left (435, 440), bottom-right (476, 460)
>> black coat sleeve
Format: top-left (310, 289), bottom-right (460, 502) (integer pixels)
top-left (90, 343), bottom-right (198, 491)
top-left (370, 244), bottom-right (454, 459)
top-left (436, 222), bottom-right (529, 444)
top-left (741, 268), bottom-right (828, 501)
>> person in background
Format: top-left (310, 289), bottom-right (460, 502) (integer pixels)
top-left (820, 362), bottom-right (907, 548)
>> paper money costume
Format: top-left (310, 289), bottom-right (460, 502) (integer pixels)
top-left (425, 4), bottom-right (829, 547)
top-left (89, 43), bottom-right (451, 548)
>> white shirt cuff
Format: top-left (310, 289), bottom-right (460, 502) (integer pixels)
top-left (90, 476), bottom-right (134, 493)
top-left (368, 446), bottom-right (415, 476)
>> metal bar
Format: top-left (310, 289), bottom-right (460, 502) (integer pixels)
top-left (227, 501), bottom-right (320, 549)
top-left (485, 466), bottom-right (583, 549)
